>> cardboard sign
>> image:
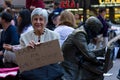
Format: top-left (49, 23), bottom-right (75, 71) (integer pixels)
top-left (15, 40), bottom-right (64, 72)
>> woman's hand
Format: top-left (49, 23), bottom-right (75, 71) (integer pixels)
top-left (27, 40), bottom-right (40, 48)
top-left (3, 44), bottom-right (13, 51)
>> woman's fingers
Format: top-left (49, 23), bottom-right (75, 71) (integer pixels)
top-left (35, 42), bottom-right (40, 45)
top-left (28, 40), bottom-right (41, 48)
top-left (28, 40), bottom-right (36, 48)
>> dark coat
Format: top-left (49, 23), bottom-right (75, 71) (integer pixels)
top-left (0, 25), bottom-right (19, 68)
top-left (97, 15), bottom-right (109, 37)
top-left (0, 25), bottom-right (19, 51)
top-left (61, 26), bottom-right (105, 80)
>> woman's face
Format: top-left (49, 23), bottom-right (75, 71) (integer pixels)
top-left (53, 15), bottom-right (60, 26)
top-left (17, 14), bottom-right (22, 26)
top-left (32, 15), bottom-right (46, 32)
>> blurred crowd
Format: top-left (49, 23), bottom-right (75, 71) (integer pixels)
top-left (0, 0), bottom-right (119, 80)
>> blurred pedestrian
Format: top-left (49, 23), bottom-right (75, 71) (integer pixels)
top-left (2, 0), bottom-right (12, 12)
top-left (54, 10), bottom-right (75, 47)
top-left (53, 1), bottom-right (63, 14)
top-left (0, 12), bottom-right (19, 51)
top-left (46, 10), bottom-right (62, 31)
top-left (5, 8), bottom-right (16, 26)
top-left (46, 1), bottom-right (63, 31)
top-left (61, 16), bottom-right (105, 80)
top-left (52, 11), bottom-right (61, 27)
top-left (26, 0), bottom-right (45, 11)
top-left (0, 12), bottom-right (19, 67)
top-left (2, 0), bottom-right (17, 26)
top-left (3, 9), bottom-right (33, 64)
top-left (46, 13), bottom-right (56, 31)
top-left (97, 8), bottom-right (110, 48)
top-left (17, 9), bottom-right (33, 34)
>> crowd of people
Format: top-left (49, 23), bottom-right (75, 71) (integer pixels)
top-left (0, 0), bottom-right (119, 80)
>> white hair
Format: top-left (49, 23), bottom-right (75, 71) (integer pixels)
top-left (31, 8), bottom-right (48, 24)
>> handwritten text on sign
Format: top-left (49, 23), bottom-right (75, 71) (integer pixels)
top-left (15, 40), bottom-right (64, 72)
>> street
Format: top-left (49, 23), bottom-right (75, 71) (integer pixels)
top-left (104, 59), bottom-right (120, 80)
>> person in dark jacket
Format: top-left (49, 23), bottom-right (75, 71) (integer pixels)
top-left (97, 8), bottom-right (109, 48)
top-left (46, 12), bottom-right (56, 31)
top-left (61, 16), bottom-right (105, 80)
top-left (46, 1), bottom-right (63, 31)
top-left (53, 1), bottom-right (63, 14)
top-left (0, 12), bottom-right (19, 67)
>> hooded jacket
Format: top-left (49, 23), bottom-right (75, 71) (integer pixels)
top-left (61, 17), bottom-right (105, 77)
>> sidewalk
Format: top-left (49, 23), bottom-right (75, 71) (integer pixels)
top-left (104, 59), bottom-right (120, 80)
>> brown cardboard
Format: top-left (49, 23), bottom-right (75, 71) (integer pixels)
top-left (15, 39), bottom-right (64, 72)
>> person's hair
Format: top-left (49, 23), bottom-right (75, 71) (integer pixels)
top-left (54, 2), bottom-right (60, 6)
top-left (99, 8), bottom-right (106, 13)
top-left (31, 8), bottom-right (48, 24)
top-left (17, 9), bottom-right (31, 34)
top-left (48, 13), bottom-right (54, 25)
top-left (85, 16), bottom-right (103, 37)
top-left (0, 7), bottom-right (4, 13)
top-left (54, 0), bottom-right (60, 6)
top-left (4, 0), bottom-right (12, 8)
top-left (59, 10), bottom-right (76, 27)
top-left (5, 8), bottom-right (14, 17)
top-left (0, 12), bottom-right (13, 22)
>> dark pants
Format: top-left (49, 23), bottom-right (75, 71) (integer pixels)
top-left (0, 55), bottom-right (4, 68)
top-left (117, 49), bottom-right (120, 58)
top-left (117, 69), bottom-right (120, 79)
top-left (20, 76), bottom-right (62, 80)
top-left (20, 64), bottom-right (63, 80)
top-left (79, 67), bottom-right (104, 80)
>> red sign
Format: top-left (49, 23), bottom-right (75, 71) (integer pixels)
top-left (60, 0), bottom-right (78, 8)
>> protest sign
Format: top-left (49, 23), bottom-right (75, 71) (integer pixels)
top-left (15, 40), bottom-right (64, 72)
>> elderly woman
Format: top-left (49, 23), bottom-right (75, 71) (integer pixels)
top-left (4, 8), bottom-right (63, 80)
